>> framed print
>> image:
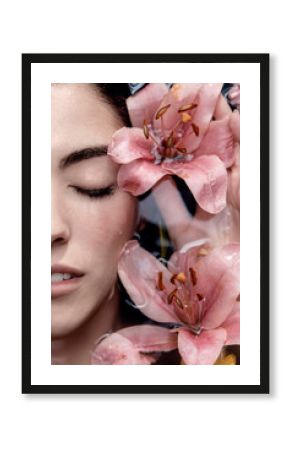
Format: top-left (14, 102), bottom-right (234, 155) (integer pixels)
top-left (22, 53), bottom-right (269, 394)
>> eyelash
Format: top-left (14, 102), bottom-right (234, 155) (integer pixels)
top-left (69, 185), bottom-right (116, 199)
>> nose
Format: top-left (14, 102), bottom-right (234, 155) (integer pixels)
top-left (51, 194), bottom-right (70, 246)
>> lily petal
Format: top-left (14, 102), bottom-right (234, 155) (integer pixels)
top-left (118, 240), bottom-right (178, 323)
top-left (178, 327), bottom-right (226, 365)
top-left (227, 142), bottom-right (240, 210)
top-left (168, 242), bottom-right (204, 274)
top-left (108, 127), bottom-right (153, 164)
top-left (194, 117), bottom-right (235, 168)
top-left (127, 83), bottom-right (169, 128)
top-left (91, 329), bottom-right (155, 365)
top-left (91, 325), bottom-right (178, 365)
top-left (198, 243), bottom-right (240, 330)
top-left (165, 155), bottom-right (227, 214)
top-left (230, 109), bottom-right (240, 141)
top-left (117, 159), bottom-right (165, 196)
top-left (220, 302), bottom-right (240, 345)
top-left (214, 93), bottom-right (232, 119)
top-left (189, 83), bottom-right (223, 150)
top-left (120, 325), bottom-right (178, 352)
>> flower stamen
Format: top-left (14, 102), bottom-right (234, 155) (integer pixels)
top-left (143, 120), bottom-right (161, 147)
top-left (181, 112), bottom-right (192, 123)
top-left (166, 131), bottom-right (175, 148)
top-left (143, 120), bottom-right (149, 139)
top-left (160, 115), bottom-right (166, 137)
top-left (167, 288), bottom-right (178, 304)
top-left (191, 123), bottom-right (200, 137)
top-left (155, 104), bottom-right (171, 120)
top-left (178, 103), bottom-right (198, 113)
top-left (156, 272), bottom-right (165, 291)
top-left (189, 267), bottom-right (197, 287)
top-left (170, 117), bottom-right (184, 134)
top-left (176, 272), bottom-right (186, 283)
top-left (163, 147), bottom-right (176, 159)
top-left (170, 274), bottom-right (177, 285)
top-left (170, 272), bottom-right (186, 284)
top-left (174, 296), bottom-right (184, 309)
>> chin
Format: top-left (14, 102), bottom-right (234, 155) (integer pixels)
top-left (51, 320), bottom-right (79, 339)
top-left (51, 306), bottom-right (90, 339)
top-left (51, 282), bottom-right (116, 339)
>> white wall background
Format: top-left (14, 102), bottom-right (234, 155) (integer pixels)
top-left (0, 1), bottom-right (286, 449)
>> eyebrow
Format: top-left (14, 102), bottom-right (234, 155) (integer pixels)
top-left (59, 146), bottom-right (108, 169)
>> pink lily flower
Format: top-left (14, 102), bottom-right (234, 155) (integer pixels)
top-left (115, 240), bottom-right (240, 365)
top-left (108, 83), bottom-right (236, 214)
top-left (91, 324), bottom-right (178, 365)
top-left (91, 240), bottom-right (239, 365)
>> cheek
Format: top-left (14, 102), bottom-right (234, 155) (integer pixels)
top-left (70, 191), bottom-right (137, 262)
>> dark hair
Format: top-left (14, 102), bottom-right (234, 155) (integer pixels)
top-left (96, 83), bottom-right (132, 127)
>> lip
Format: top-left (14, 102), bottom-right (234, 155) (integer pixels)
top-left (51, 264), bottom-right (84, 299)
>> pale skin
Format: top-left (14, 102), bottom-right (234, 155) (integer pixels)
top-left (51, 84), bottom-right (137, 364)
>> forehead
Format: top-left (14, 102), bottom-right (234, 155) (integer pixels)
top-left (51, 84), bottom-right (123, 154)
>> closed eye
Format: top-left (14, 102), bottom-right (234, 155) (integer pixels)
top-left (69, 184), bottom-right (116, 199)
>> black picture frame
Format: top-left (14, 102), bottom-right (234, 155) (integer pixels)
top-left (22, 53), bottom-right (269, 394)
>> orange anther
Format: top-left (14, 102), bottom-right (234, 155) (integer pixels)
top-left (181, 112), bottom-right (192, 123)
top-left (176, 272), bottom-right (186, 283)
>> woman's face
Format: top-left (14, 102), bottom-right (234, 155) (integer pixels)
top-left (51, 84), bottom-right (137, 338)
